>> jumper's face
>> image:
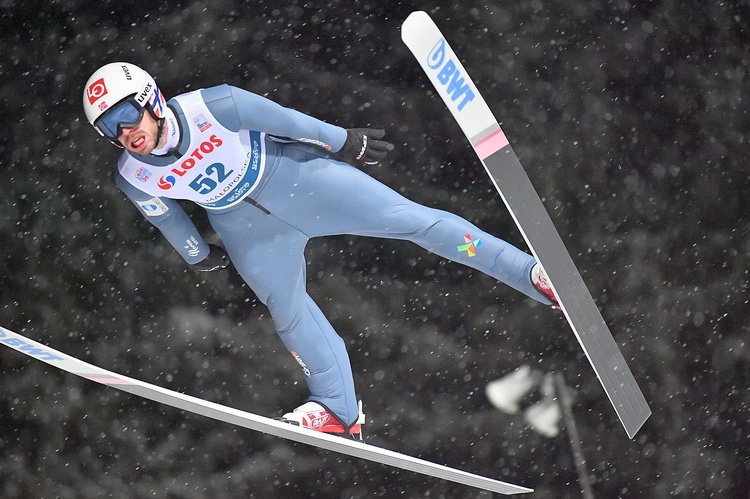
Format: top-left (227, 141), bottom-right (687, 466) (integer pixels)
top-left (118, 109), bottom-right (160, 155)
top-left (94, 98), bottom-right (161, 155)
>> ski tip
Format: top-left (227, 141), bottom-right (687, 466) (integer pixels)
top-left (401, 10), bottom-right (432, 39)
top-left (403, 10), bottom-right (430, 24)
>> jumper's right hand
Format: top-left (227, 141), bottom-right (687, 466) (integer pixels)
top-left (190, 244), bottom-right (229, 272)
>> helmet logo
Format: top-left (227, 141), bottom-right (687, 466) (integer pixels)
top-left (136, 82), bottom-right (152, 106)
top-left (86, 78), bottom-right (108, 104)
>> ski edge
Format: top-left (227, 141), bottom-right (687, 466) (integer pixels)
top-left (0, 325), bottom-right (532, 495)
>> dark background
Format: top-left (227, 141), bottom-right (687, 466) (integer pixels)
top-left (1, 1), bottom-right (748, 497)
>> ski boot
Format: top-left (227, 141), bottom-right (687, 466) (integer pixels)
top-left (279, 400), bottom-right (365, 440)
top-left (531, 263), bottom-right (560, 309)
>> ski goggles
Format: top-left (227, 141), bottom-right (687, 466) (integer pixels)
top-left (94, 98), bottom-right (146, 140)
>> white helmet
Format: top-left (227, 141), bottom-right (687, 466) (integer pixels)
top-left (83, 62), bottom-right (166, 144)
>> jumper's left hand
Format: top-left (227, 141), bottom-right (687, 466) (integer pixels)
top-left (190, 244), bottom-right (230, 272)
top-left (336, 128), bottom-right (392, 167)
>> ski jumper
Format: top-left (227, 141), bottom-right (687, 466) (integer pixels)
top-left (115, 84), bottom-right (549, 427)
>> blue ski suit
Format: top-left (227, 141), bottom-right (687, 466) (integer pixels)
top-left (114, 84), bottom-right (549, 428)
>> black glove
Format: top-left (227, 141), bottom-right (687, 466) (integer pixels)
top-left (335, 128), bottom-right (391, 167)
top-left (190, 244), bottom-right (229, 272)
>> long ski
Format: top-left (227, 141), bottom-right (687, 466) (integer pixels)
top-left (0, 324), bottom-right (532, 495)
top-left (401, 11), bottom-right (651, 438)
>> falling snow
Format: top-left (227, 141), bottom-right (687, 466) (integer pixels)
top-left (1, 1), bottom-right (748, 498)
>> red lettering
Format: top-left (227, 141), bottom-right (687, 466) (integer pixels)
top-left (170, 136), bottom-right (225, 177)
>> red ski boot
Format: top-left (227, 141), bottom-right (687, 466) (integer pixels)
top-left (279, 401), bottom-right (365, 440)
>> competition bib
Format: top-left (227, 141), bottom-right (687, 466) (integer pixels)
top-left (118, 91), bottom-right (266, 210)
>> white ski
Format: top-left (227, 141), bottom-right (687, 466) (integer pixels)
top-left (401, 11), bottom-right (651, 438)
top-left (0, 324), bottom-right (532, 495)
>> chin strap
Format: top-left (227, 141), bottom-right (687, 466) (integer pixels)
top-left (154, 117), bottom-right (166, 149)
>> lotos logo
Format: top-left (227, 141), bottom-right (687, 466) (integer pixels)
top-left (87, 78), bottom-right (108, 104)
top-left (427, 38), bottom-right (476, 111)
top-left (157, 135), bottom-right (224, 190)
top-left (158, 175), bottom-right (176, 190)
top-left (169, 134), bottom-right (224, 178)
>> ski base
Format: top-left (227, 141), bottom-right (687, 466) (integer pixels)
top-left (0, 325), bottom-right (532, 495)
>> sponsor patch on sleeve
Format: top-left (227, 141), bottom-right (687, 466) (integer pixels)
top-left (137, 197), bottom-right (170, 216)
